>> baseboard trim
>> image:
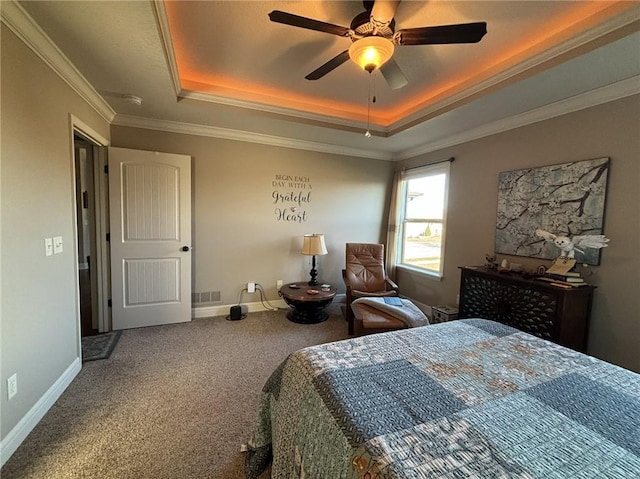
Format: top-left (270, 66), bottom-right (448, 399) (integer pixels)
top-left (192, 293), bottom-right (347, 319)
top-left (0, 357), bottom-right (82, 466)
top-left (192, 299), bottom-right (287, 319)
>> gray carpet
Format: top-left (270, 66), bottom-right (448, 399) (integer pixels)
top-left (81, 330), bottom-right (122, 362)
top-left (1, 304), bottom-right (349, 478)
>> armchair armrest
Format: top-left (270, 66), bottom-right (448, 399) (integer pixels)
top-left (385, 275), bottom-right (399, 293)
top-left (342, 268), bottom-right (351, 290)
top-left (342, 268), bottom-right (353, 302)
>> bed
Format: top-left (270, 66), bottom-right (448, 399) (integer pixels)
top-left (245, 319), bottom-right (640, 478)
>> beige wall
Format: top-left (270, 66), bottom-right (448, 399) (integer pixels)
top-left (2, 9), bottom-right (637, 464)
top-left (1, 28), bottom-right (110, 448)
top-left (396, 95), bottom-right (640, 372)
top-left (110, 126), bottom-right (394, 304)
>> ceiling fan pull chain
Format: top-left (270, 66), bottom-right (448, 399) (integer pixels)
top-left (372, 70), bottom-right (377, 104)
top-left (365, 73), bottom-right (373, 138)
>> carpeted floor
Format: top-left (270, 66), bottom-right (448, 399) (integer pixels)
top-left (1, 303), bottom-right (349, 479)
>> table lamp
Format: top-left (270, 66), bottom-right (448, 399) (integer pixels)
top-left (301, 234), bottom-right (328, 286)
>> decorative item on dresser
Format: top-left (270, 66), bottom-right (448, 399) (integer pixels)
top-left (535, 228), bottom-right (610, 260)
top-left (458, 266), bottom-right (595, 351)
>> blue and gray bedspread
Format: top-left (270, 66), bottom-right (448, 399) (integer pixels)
top-left (245, 319), bottom-right (640, 478)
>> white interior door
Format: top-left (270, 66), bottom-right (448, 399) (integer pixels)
top-left (108, 147), bottom-right (191, 330)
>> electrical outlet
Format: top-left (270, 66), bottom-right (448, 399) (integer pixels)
top-left (7, 373), bottom-right (17, 400)
top-left (247, 282), bottom-right (255, 293)
top-left (276, 279), bottom-right (283, 290)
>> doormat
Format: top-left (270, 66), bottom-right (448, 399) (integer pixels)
top-left (81, 330), bottom-right (122, 362)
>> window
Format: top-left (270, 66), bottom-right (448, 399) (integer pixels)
top-left (397, 162), bottom-right (450, 277)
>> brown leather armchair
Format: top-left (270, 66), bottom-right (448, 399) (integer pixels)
top-left (342, 243), bottom-right (399, 335)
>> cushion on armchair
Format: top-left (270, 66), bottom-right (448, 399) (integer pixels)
top-left (344, 243), bottom-right (397, 294)
top-left (351, 302), bottom-right (406, 331)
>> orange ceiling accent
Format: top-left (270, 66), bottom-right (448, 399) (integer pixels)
top-left (180, 75), bottom-right (375, 123)
top-left (383, 1), bottom-right (637, 125)
top-left (166, 1), bottom-right (635, 128)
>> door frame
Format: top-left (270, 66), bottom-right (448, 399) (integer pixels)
top-left (69, 115), bottom-right (110, 336)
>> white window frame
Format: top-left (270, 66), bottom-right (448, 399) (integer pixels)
top-left (396, 161), bottom-right (450, 279)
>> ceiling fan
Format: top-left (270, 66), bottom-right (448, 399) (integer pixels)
top-left (268, 0), bottom-right (487, 90)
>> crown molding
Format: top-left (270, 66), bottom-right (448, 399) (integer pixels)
top-left (153, 3), bottom-right (640, 134)
top-left (154, 0), bottom-right (372, 131)
top-left (152, 0), bottom-right (182, 97)
top-left (0, 1), bottom-right (115, 123)
top-left (390, 5), bottom-right (640, 134)
top-left (12, 0), bottom-right (632, 163)
top-left (112, 115), bottom-right (393, 161)
top-left (179, 89), bottom-right (375, 134)
top-left (394, 75), bottom-right (640, 161)
top-left (113, 75), bottom-right (638, 162)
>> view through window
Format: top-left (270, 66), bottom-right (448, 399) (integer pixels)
top-left (399, 163), bottom-right (449, 276)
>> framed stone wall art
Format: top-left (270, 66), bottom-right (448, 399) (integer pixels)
top-left (495, 157), bottom-right (609, 265)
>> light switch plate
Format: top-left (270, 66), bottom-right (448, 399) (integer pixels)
top-left (45, 238), bottom-right (53, 256)
top-left (7, 373), bottom-right (17, 400)
top-left (53, 236), bottom-right (63, 254)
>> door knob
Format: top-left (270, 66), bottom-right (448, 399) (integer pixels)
top-left (181, 246), bottom-right (190, 252)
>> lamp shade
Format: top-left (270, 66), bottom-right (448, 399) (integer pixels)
top-left (348, 36), bottom-right (394, 72)
top-left (301, 234), bottom-right (328, 256)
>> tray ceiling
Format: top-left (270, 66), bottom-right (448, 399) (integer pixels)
top-left (13, 1), bottom-right (640, 159)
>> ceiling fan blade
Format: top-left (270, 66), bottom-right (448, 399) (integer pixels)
top-left (380, 58), bottom-right (408, 90)
top-left (396, 22), bottom-right (487, 45)
top-left (305, 50), bottom-right (350, 80)
top-left (268, 10), bottom-right (351, 37)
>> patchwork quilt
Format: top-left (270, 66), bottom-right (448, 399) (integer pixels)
top-left (245, 319), bottom-right (640, 478)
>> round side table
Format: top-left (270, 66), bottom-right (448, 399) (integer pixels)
top-left (279, 282), bottom-right (337, 324)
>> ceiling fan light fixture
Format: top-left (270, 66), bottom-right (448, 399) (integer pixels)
top-left (348, 36), bottom-right (394, 72)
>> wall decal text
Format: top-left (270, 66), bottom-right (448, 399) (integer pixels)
top-left (272, 174), bottom-right (312, 223)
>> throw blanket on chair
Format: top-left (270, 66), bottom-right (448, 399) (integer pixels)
top-left (352, 297), bottom-right (429, 327)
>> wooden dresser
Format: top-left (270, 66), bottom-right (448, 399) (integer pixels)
top-left (458, 266), bottom-right (594, 352)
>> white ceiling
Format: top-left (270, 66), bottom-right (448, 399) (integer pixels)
top-left (12, 1), bottom-right (640, 160)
